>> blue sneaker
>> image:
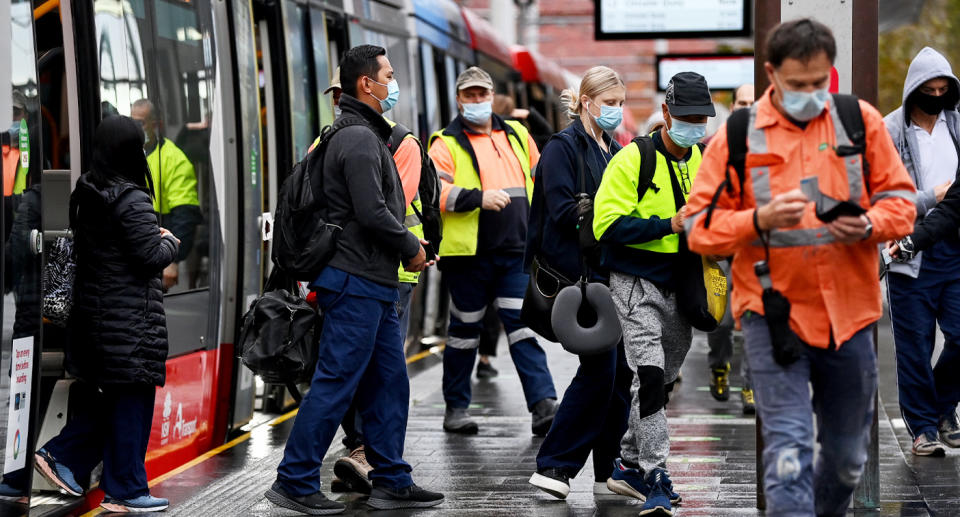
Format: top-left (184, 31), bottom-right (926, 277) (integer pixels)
top-left (101, 494), bottom-right (170, 513)
top-left (639, 468), bottom-right (673, 516)
top-left (34, 448), bottom-right (83, 496)
top-left (0, 482), bottom-right (28, 503)
top-left (660, 469), bottom-right (682, 505)
top-left (605, 458), bottom-right (650, 501)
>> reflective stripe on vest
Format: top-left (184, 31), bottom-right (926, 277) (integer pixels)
top-left (633, 144), bottom-right (703, 254)
top-left (747, 102), bottom-right (865, 248)
top-left (398, 194), bottom-right (425, 283)
top-left (429, 119), bottom-right (533, 257)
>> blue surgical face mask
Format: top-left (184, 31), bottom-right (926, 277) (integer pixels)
top-left (589, 101), bottom-right (623, 131)
top-left (777, 74), bottom-right (830, 122)
top-left (462, 101), bottom-right (492, 125)
top-left (368, 78), bottom-right (400, 113)
top-left (667, 118), bottom-right (707, 148)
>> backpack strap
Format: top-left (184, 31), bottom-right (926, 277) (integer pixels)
top-left (831, 93), bottom-right (870, 195)
top-left (631, 135), bottom-right (659, 200)
top-left (703, 108), bottom-right (750, 229)
top-left (386, 123), bottom-right (413, 155)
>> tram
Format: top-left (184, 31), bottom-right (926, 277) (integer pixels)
top-left (0, 0), bottom-right (582, 513)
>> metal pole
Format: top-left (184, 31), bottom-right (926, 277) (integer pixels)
top-left (753, 1), bottom-right (780, 510)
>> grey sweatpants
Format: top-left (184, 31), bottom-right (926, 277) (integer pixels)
top-left (610, 271), bottom-right (693, 474)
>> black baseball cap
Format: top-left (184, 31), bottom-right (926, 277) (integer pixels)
top-left (665, 72), bottom-right (716, 117)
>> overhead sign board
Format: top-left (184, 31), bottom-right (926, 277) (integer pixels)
top-left (596, 0), bottom-right (750, 40)
top-left (656, 53), bottom-right (754, 91)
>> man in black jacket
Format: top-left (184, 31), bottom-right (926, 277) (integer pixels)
top-left (266, 45), bottom-right (443, 514)
top-left (889, 178), bottom-right (960, 257)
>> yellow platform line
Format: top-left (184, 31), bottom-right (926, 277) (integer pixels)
top-left (80, 342), bottom-right (445, 516)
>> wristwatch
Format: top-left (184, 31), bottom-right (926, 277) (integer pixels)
top-left (861, 214), bottom-right (873, 240)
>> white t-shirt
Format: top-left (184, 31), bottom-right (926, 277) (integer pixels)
top-left (910, 112), bottom-right (958, 192)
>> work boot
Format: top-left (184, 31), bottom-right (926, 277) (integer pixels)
top-left (912, 432), bottom-right (946, 457)
top-left (476, 360), bottom-right (499, 379)
top-left (366, 484), bottom-right (444, 510)
top-left (443, 407), bottom-right (479, 434)
top-left (709, 363), bottom-right (731, 402)
top-left (939, 411), bottom-right (960, 448)
top-left (265, 481), bottom-right (345, 515)
top-left (333, 445), bottom-right (372, 494)
top-left (531, 398), bottom-right (558, 436)
top-left (741, 387), bottom-right (756, 415)
top-left (529, 467), bottom-right (570, 499)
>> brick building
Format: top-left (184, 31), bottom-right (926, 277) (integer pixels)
top-left (460, 0), bottom-right (750, 130)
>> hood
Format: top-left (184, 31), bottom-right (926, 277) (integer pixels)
top-left (901, 47), bottom-right (960, 120)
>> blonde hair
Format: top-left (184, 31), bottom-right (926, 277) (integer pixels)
top-left (561, 66), bottom-right (625, 120)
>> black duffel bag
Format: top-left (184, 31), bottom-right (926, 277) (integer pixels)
top-left (239, 269), bottom-right (320, 402)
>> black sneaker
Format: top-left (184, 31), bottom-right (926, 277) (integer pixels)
top-left (529, 468), bottom-right (570, 499)
top-left (531, 398), bottom-right (558, 437)
top-left (265, 481), bottom-right (345, 515)
top-left (366, 484), bottom-right (444, 510)
top-left (476, 361), bottom-right (499, 379)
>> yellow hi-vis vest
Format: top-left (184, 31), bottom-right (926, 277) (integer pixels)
top-left (146, 138), bottom-right (200, 214)
top-left (593, 139), bottom-right (703, 254)
top-left (428, 119), bottom-right (533, 257)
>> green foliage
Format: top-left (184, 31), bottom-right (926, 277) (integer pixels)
top-left (879, 0), bottom-right (960, 114)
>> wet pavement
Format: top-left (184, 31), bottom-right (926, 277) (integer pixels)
top-left (91, 320), bottom-right (960, 516)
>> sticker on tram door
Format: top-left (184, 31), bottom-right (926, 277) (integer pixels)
top-left (4, 337), bottom-right (34, 474)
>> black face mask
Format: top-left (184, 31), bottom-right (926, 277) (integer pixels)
top-left (912, 91), bottom-right (953, 116)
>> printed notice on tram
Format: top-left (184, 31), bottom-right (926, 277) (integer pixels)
top-left (597, 0), bottom-right (748, 38)
top-left (4, 337), bottom-right (33, 474)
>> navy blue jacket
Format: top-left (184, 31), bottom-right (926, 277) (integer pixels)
top-left (525, 119), bottom-right (621, 282)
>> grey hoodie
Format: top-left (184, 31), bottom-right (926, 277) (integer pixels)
top-left (883, 46), bottom-right (960, 278)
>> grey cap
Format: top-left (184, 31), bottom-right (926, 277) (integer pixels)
top-left (323, 67), bottom-right (341, 95)
top-left (456, 66), bottom-right (494, 91)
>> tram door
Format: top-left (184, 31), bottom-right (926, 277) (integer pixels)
top-left (0, 1), bottom-right (45, 514)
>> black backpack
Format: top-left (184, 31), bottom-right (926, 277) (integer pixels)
top-left (272, 116), bottom-right (364, 280)
top-left (386, 123), bottom-right (443, 258)
top-left (703, 93), bottom-right (868, 229)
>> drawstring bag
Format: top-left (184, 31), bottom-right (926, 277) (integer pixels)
top-left (42, 236), bottom-right (77, 327)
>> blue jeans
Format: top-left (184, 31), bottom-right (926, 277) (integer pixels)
top-left (441, 253), bottom-right (556, 410)
top-left (536, 341), bottom-right (632, 480)
top-left (742, 315), bottom-right (876, 517)
top-left (277, 285), bottom-right (413, 495)
top-left (887, 267), bottom-right (960, 439)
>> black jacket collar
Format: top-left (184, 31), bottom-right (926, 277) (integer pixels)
top-left (570, 118), bottom-right (615, 150)
top-left (339, 94), bottom-right (392, 142)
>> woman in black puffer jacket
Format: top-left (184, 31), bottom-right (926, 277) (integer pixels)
top-left (33, 115), bottom-right (179, 513)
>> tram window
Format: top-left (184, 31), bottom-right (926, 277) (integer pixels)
top-left (418, 43), bottom-right (441, 138)
top-left (284, 0), bottom-right (316, 160)
top-left (94, 0), bottom-right (217, 292)
top-left (444, 55), bottom-right (457, 123)
top-left (360, 30), bottom-right (415, 131)
top-left (310, 8), bottom-right (334, 129)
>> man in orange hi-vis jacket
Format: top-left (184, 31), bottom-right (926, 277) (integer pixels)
top-left (685, 19), bottom-right (916, 517)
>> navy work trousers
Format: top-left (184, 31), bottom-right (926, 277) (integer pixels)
top-left (535, 341), bottom-right (632, 481)
top-left (888, 267), bottom-right (960, 439)
top-left (43, 382), bottom-right (155, 500)
top-left (340, 282), bottom-right (415, 450)
top-left (743, 315), bottom-right (876, 517)
top-left (277, 282), bottom-right (413, 495)
top-left (440, 253), bottom-right (556, 410)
